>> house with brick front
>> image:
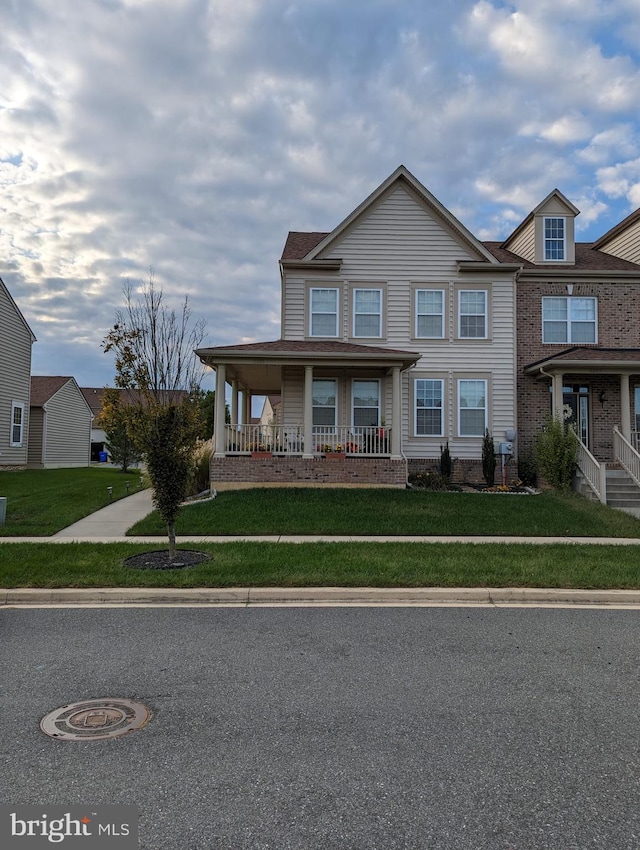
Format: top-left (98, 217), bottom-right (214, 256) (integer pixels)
top-left (486, 192), bottom-right (640, 505)
top-left (196, 166), bottom-right (521, 488)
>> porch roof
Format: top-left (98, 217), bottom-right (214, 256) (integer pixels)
top-left (525, 347), bottom-right (640, 376)
top-left (195, 339), bottom-right (420, 393)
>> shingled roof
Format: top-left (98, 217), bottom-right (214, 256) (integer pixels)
top-left (30, 376), bottom-right (73, 407)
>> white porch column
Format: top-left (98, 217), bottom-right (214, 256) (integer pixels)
top-left (391, 366), bottom-right (402, 458)
top-left (242, 390), bottom-right (249, 426)
top-left (303, 365), bottom-right (314, 458)
top-left (620, 373), bottom-right (631, 441)
top-left (230, 380), bottom-right (239, 426)
top-left (213, 363), bottom-right (227, 457)
top-left (551, 372), bottom-right (564, 419)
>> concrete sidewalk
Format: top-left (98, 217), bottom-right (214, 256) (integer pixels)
top-left (52, 488), bottom-right (154, 538)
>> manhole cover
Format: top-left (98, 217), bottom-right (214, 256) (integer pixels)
top-left (40, 698), bottom-right (151, 741)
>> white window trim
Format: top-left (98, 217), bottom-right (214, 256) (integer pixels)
top-left (352, 288), bottom-right (382, 339)
top-left (543, 216), bottom-right (566, 262)
top-left (415, 289), bottom-right (445, 339)
top-left (457, 379), bottom-right (487, 438)
top-left (414, 378), bottom-right (444, 437)
top-left (309, 287), bottom-right (340, 338)
top-left (312, 378), bottom-right (337, 434)
top-left (458, 290), bottom-right (487, 340)
top-left (542, 296), bottom-right (598, 344)
top-left (351, 379), bottom-right (381, 428)
top-left (10, 401), bottom-right (25, 447)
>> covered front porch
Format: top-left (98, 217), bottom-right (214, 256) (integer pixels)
top-left (525, 347), bottom-right (640, 505)
top-left (196, 340), bottom-right (419, 487)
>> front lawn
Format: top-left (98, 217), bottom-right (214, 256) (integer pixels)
top-left (128, 487), bottom-right (640, 538)
top-left (2, 540), bottom-right (640, 589)
top-left (0, 468), bottom-right (143, 536)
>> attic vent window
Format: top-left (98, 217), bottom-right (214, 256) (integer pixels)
top-left (544, 217), bottom-right (565, 261)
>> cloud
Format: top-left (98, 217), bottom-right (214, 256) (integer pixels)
top-left (1, 0), bottom-right (640, 387)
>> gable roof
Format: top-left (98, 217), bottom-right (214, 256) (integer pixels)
top-left (592, 206), bottom-right (640, 250)
top-left (31, 376), bottom-right (94, 416)
top-left (0, 276), bottom-right (36, 343)
top-left (294, 165), bottom-right (499, 265)
top-left (483, 241), bottom-right (640, 272)
top-left (501, 188), bottom-right (580, 251)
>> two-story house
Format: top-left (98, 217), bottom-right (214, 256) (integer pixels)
top-left (0, 276), bottom-right (36, 468)
top-left (197, 166), bottom-right (520, 487)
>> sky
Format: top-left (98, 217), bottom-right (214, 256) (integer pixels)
top-left (3, 0), bottom-right (640, 390)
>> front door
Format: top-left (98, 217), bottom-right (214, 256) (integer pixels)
top-left (563, 384), bottom-right (590, 446)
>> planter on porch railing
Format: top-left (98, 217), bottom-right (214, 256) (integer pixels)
top-left (324, 452), bottom-right (346, 459)
top-left (251, 450), bottom-right (273, 458)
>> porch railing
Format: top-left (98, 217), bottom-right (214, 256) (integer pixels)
top-left (572, 430), bottom-right (606, 504)
top-left (614, 426), bottom-right (640, 489)
top-left (222, 424), bottom-right (391, 456)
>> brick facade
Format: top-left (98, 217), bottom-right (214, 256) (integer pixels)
top-left (210, 456), bottom-right (408, 488)
top-left (517, 279), bottom-right (640, 460)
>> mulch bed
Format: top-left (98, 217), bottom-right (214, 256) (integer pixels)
top-left (124, 549), bottom-right (212, 570)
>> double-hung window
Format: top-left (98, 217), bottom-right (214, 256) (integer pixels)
top-left (458, 380), bottom-right (487, 437)
top-left (542, 297), bottom-right (597, 344)
top-left (544, 217), bottom-right (565, 261)
top-left (310, 288), bottom-right (339, 337)
top-left (416, 289), bottom-right (445, 338)
top-left (312, 380), bottom-right (337, 433)
top-left (459, 290), bottom-right (487, 339)
top-left (353, 289), bottom-right (382, 338)
top-left (10, 401), bottom-right (25, 447)
top-left (352, 380), bottom-right (380, 428)
top-left (415, 379), bottom-right (443, 436)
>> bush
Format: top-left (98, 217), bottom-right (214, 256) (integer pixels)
top-left (482, 429), bottom-right (496, 486)
top-left (187, 439), bottom-right (212, 497)
top-left (534, 415), bottom-right (578, 491)
top-left (408, 471), bottom-right (449, 491)
top-left (517, 448), bottom-right (538, 487)
top-left (439, 442), bottom-right (453, 482)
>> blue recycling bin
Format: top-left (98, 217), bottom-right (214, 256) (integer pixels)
top-left (99, 451), bottom-right (108, 463)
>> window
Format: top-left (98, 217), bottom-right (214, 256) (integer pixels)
top-left (312, 380), bottom-right (336, 432)
top-left (310, 288), bottom-right (339, 337)
top-left (352, 380), bottom-right (380, 427)
top-left (458, 380), bottom-right (487, 437)
top-left (635, 387), bottom-right (640, 432)
top-left (542, 297), bottom-right (597, 344)
top-left (416, 290), bottom-right (444, 338)
top-left (458, 290), bottom-right (487, 339)
top-left (353, 289), bottom-right (382, 338)
top-left (10, 402), bottom-right (24, 447)
top-left (544, 217), bottom-right (565, 260)
top-left (415, 379), bottom-right (443, 436)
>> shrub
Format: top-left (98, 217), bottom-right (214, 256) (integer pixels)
top-left (517, 448), bottom-right (538, 487)
top-left (534, 415), bottom-right (578, 491)
top-left (408, 471), bottom-right (449, 491)
top-left (439, 442), bottom-right (453, 482)
top-left (187, 439), bottom-right (212, 497)
top-left (482, 429), bottom-right (496, 486)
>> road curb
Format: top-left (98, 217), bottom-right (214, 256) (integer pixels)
top-left (3, 586), bottom-right (640, 607)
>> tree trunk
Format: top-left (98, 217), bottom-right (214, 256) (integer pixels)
top-left (168, 522), bottom-right (176, 559)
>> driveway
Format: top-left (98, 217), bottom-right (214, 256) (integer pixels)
top-left (2, 607), bottom-right (639, 849)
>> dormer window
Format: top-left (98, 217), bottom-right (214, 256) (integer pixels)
top-left (544, 217), bottom-right (565, 261)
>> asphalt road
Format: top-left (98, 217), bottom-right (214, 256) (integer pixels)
top-left (2, 607), bottom-right (640, 849)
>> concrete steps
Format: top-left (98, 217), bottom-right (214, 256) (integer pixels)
top-left (605, 469), bottom-right (640, 512)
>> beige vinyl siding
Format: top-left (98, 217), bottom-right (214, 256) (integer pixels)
top-left (27, 408), bottom-right (44, 467)
top-left (505, 220), bottom-right (535, 262)
top-left (598, 217), bottom-right (640, 264)
top-left (42, 381), bottom-right (92, 468)
top-left (0, 283), bottom-right (32, 465)
top-left (281, 183), bottom-right (517, 460)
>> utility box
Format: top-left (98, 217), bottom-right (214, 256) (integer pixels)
top-left (498, 442), bottom-right (513, 455)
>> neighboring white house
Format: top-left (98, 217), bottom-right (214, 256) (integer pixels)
top-left (0, 276), bottom-right (36, 468)
top-left (28, 377), bottom-right (93, 468)
top-left (197, 165), bottom-right (520, 486)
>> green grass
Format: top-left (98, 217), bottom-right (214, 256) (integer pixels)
top-left (128, 487), bottom-right (640, 538)
top-left (1, 541), bottom-right (640, 589)
top-left (0, 468), bottom-right (143, 536)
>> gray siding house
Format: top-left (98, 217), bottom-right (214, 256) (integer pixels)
top-left (0, 276), bottom-right (36, 468)
top-left (28, 377), bottom-right (93, 468)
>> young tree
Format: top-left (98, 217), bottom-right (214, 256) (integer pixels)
top-left (102, 274), bottom-right (207, 558)
top-left (98, 387), bottom-right (143, 473)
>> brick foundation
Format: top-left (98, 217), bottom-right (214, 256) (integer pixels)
top-left (406, 457), bottom-right (489, 484)
top-left (210, 456), bottom-right (408, 488)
